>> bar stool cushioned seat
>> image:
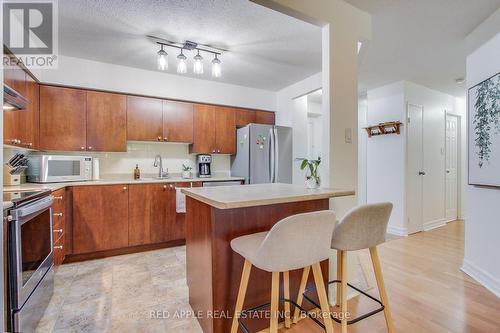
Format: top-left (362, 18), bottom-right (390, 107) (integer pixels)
top-left (230, 210), bottom-right (337, 333)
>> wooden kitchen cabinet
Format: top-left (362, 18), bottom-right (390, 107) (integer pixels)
top-left (215, 106), bottom-right (236, 154)
top-left (3, 63), bottom-right (27, 146)
top-left (163, 100), bottom-right (194, 143)
top-left (18, 74), bottom-right (39, 149)
top-left (255, 110), bottom-right (275, 125)
top-left (72, 185), bottom-right (129, 254)
top-left (128, 184), bottom-right (153, 246)
top-left (86, 91), bottom-right (127, 152)
top-left (190, 104), bottom-right (216, 154)
top-left (150, 183), bottom-right (178, 243)
top-left (126, 95), bottom-right (163, 142)
top-left (235, 109), bottom-right (256, 127)
top-left (40, 85), bottom-right (87, 151)
top-left (52, 188), bottom-right (66, 266)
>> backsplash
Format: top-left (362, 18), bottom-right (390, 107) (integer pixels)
top-left (3, 142), bottom-right (231, 178)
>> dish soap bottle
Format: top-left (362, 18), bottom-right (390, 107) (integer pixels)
top-left (134, 164), bottom-right (140, 180)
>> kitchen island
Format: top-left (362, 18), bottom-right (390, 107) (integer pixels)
top-left (182, 183), bottom-right (355, 333)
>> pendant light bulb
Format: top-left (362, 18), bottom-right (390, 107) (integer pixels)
top-left (177, 49), bottom-right (187, 74)
top-left (157, 45), bottom-right (168, 71)
top-left (193, 50), bottom-right (204, 74)
top-left (211, 55), bottom-right (221, 78)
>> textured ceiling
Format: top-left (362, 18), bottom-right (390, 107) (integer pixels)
top-left (57, 0), bottom-right (322, 91)
top-left (345, 0), bottom-right (500, 97)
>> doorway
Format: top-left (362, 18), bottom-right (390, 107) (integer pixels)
top-left (407, 103), bottom-right (424, 234)
top-left (445, 113), bottom-right (459, 221)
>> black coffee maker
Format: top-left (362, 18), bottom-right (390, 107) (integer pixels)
top-left (197, 154), bottom-right (212, 178)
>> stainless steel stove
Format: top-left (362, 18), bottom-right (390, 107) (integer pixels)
top-left (4, 189), bottom-right (54, 333)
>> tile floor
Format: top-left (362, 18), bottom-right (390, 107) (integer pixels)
top-left (38, 246), bottom-right (203, 333)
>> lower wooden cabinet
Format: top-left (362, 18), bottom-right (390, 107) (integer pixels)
top-left (52, 188), bottom-right (66, 266)
top-left (72, 185), bottom-right (129, 254)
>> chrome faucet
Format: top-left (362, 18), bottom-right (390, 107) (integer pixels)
top-left (153, 154), bottom-right (168, 178)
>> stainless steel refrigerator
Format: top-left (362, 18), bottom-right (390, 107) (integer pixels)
top-left (231, 124), bottom-right (293, 184)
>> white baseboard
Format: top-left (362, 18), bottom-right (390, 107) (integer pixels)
top-left (461, 259), bottom-right (500, 298)
top-left (423, 219), bottom-right (448, 231)
top-left (387, 225), bottom-right (407, 236)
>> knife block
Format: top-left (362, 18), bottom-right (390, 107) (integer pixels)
top-left (3, 165), bottom-right (21, 186)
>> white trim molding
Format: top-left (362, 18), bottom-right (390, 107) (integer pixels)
top-left (462, 259), bottom-right (500, 298)
top-left (423, 218), bottom-right (448, 231)
top-left (387, 225), bottom-right (408, 236)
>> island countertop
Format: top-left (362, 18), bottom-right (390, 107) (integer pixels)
top-left (181, 183), bottom-right (355, 209)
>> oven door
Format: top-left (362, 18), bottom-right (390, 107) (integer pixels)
top-left (42, 155), bottom-right (91, 182)
top-left (10, 196), bottom-right (54, 309)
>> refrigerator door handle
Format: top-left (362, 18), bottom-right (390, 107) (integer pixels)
top-left (273, 127), bottom-right (279, 183)
top-left (269, 127), bottom-right (275, 182)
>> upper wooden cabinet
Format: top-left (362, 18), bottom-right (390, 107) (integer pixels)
top-left (235, 109), bottom-right (256, 127)
top-left (126, 95), bottom-right (163, 142)
top-left (86, 91), bottom-right (127, 152)
top-left (40, 85), bottom-right (87, 151)
top-left (190, 104), bottom-right (216, 154)
top-left (72, 185), bottom-right (129, 254)
top-left (163, 100), bottom-right (194, 143)
top-left (255, 110), bottom-right (275, 125)
top-left (18, 74), bottom-right (39, 149)
top-left (3, 63), bottom-right (29, 146)
top-left (215, 107), bottom-right (236, 154)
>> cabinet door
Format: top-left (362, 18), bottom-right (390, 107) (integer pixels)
top-left (3, 64), bottom-right (27, 145)
top-left (128, 184), bottom-right (152, 246)
top-left (163, 100), bottom-right (194, 143)
top-left (190, 104), bottom-right (216, 154)
top-left (86, 91), bottom-right (127, 152)
top-left (235, 109), bottom-right (256, 127)
top-left (255, 111), bottom-right (275, 125)
top-left (39, 86), bottom-right (87, 151)
top-left (127, 96), bottom-right (163, 142)
top-left (72, 185), bottom-right (129, 254)
top-left (150, 183), bottom-right (177, 243)
top-left (215, 106), bottom-right (236, 154)
top-left (18, 74), bottom-right (39, 149)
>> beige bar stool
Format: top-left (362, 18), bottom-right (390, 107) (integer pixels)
top-left (230, 210), bottom-right (337, 333)
top-left (296, 202), bottom-right (395, 333)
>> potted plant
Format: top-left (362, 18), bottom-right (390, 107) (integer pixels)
top-left (182, 164), bottom-right (193, 179)
top-left (298, 157), bottom-right (321, 189)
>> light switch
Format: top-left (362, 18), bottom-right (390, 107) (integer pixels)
top-left (345, 128), bottom-right (352, 143)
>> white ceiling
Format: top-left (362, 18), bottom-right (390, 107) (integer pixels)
top-left (57, 0), bottom-right (322, 91)
top-left (346, 0), bottom-right (500, 97)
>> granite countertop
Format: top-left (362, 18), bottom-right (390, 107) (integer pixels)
top-left (181, 183), bottom-right (355, 209)
top-left (3, 173), bottom-right (244, 193)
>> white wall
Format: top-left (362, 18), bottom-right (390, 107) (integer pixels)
top-left (364, 81), bottom-right (466, 235)
top-left (366, 82), bottom-right (407, 235)
top-left (38, 55), bottom-right (277, 111)
top-left (462, 30), bottom-right (500, 298)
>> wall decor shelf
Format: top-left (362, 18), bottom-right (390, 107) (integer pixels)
top-left (364, 121), bottom-right (403, 137)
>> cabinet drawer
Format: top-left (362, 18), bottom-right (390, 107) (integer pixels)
top-left (54, 233), bottom-right (65, 266)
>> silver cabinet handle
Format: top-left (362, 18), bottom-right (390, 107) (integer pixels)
top-left (163, 137), bottom-right (168, 141)
top-left (54, 229), bottom-right (63, 233)
top-left (157, 136), bottom-right (162, 141)
top-left (163, 185), bottom-right (167, 189)
top-left (54, 245), bottom-right (63, 250)
top-left (122, 186), bottom-right (127, 190)
top-left (53, 213), bottom-right (63, 217)
top-left (54, 196), bottom-right (63, 200)
top-left (88, 146), bottom-right (93, 150)
top-left (81, 146), bottom-right (85, 150)
top-left (217, 149), bottom-right (221, 153)
top-left (27, 143), bottom-right (33, 147)
top-left (169, 184), bottom-right (174, 189)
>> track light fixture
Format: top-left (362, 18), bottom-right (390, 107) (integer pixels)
top-left (154, 40), bottom-right (223, 78)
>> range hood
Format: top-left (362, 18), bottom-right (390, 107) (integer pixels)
top-left (3, 84), bottom-right (27, 111)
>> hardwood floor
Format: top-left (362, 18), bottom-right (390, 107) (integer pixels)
top-left (286, 221), bottom-right (500, 333)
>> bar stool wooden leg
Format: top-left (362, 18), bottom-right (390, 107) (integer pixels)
top-left (231, 260), bottom-right (252, 333)
top-left (336, 250), bottom-right (343, 307)
top-left (370, 247), bottom-right (395, 333)
top-left (312, 263), bottom-right (334, 333)
top-left (283, 271), bottom-right (291, 328)
top-left (340, 251), bottom-right (348, 333)
top-left (270, 272), bottom-right (280, 333)
top-left (293, 266), bottom-right (310, 324)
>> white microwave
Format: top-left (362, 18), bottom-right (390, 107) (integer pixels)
top-left (27, 155), bottom-right (93, 183)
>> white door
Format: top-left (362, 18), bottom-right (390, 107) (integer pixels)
top-left (407, 104), bottom-right (424, 234)
top-left (445, 114), bottom-right (459, 220)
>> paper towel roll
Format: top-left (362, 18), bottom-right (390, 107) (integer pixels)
top-left (92, 158), bottom-right (100, 180)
